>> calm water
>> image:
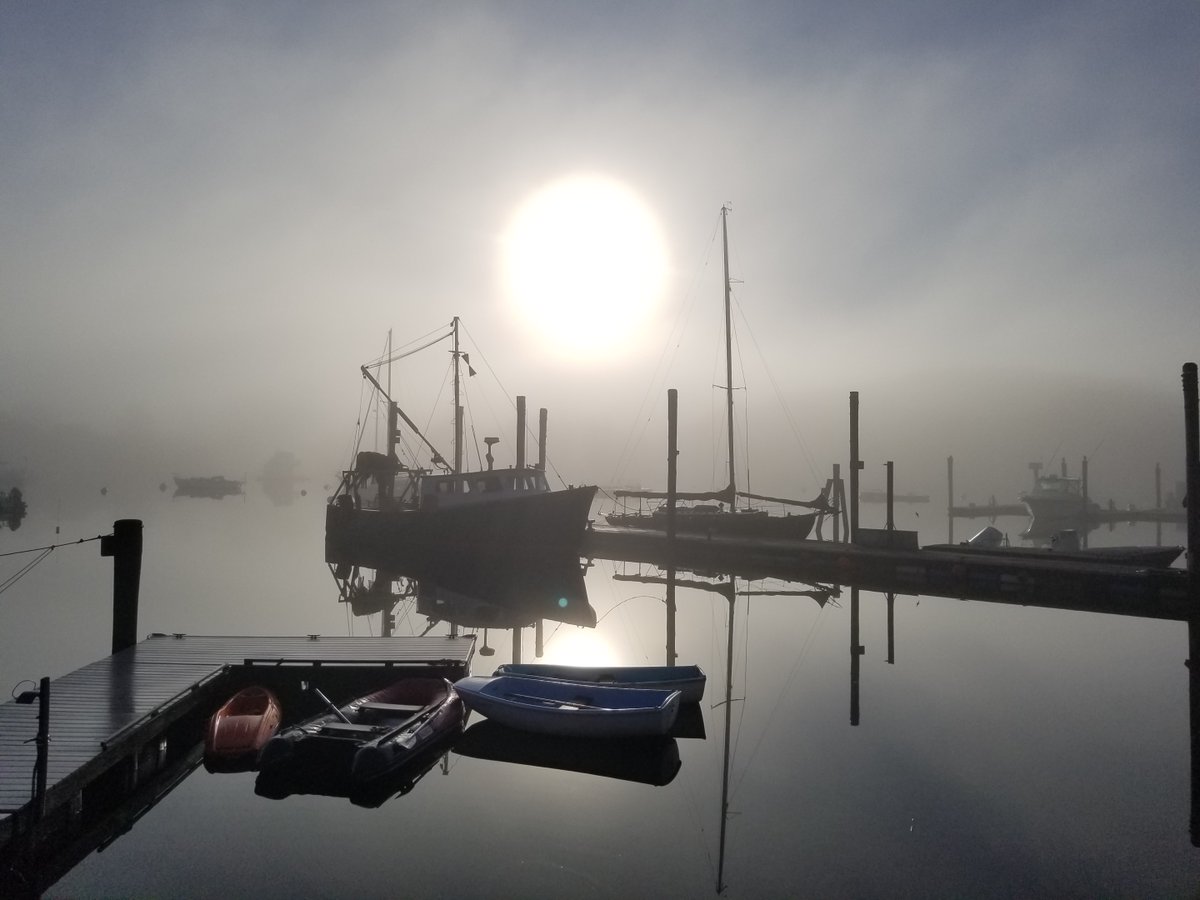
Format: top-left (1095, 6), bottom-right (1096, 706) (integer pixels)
top-left (2, 487), bottom-right (1198, 898)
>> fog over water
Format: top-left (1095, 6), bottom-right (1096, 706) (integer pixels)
top-left (2, 9), bottom-right (1199, 893)
top-left (2, 2), bottom-right (1198, 510)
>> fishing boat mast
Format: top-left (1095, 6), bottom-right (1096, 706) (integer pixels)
top-left (721, 205), bottom-right (737, 511)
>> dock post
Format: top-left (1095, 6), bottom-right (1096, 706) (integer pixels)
top-left (1156, 463), bottom-right (1163, 546)
top-left (1185, 364), bottom-right (1199, 597)
top-left (1182, 363), bottom-right (1199, 845)
top-left (849, 392), bottom-right (861, 543)
top-left (538, 408), bottom-right (548, 470)
top-left (511, 626), bottom-right (522, 665)
top-left (832, 464), bottom-right (841, 543)
top-left (666, 389), bottom-right (678, 665)
top-left (947, 456), bottom-right (954, 543)
top-left (516, 396), bottom-right (526, 469)
top-left (885, 461), bottom-right (895, 532)
top-left (33, 676), bottom-right (49, 819)
top-left (101, 519), bottom-right (143, 655)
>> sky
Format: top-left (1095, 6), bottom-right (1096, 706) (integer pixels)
top-left (2, 1), bottom-right (1198, 510)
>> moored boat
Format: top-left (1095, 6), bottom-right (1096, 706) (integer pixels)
top-left (203, 685), bottom-right (282, 772)
top-left (493, 663), bottom-right (706, 704)
top-left (257, 677), bottom-right (464, 784)
top-left (454, 674), bottom-right (681, 738)
top-left (603, 207), bottom-right (828, 542)
top-left (923, 525), bottom-right (1184, 568)
top-left (325, 317), bottom-right (596, 569)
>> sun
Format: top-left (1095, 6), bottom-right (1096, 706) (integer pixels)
top-left (500, 175), bottom-right (669, 362)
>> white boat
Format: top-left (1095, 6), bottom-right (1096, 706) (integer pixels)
top-left (492, 663), bottom-right (706, 704)
top-left (453, 674), bottom-right (681, 738)
top-left (1019, 473), bottom-right (1100, 521)
top-left (604, 206), bottom-right (828, 540)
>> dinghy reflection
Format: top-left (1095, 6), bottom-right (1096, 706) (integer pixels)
top-left (454, 720), bottom-right (682, 786)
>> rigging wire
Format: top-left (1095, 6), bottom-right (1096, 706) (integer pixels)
top-left (0, 534), bottom-right (104, 598)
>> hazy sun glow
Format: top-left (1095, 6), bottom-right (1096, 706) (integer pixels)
top-left (501, 175), bottom-right (668, 362)
top-left (541, 627), bottom-right (617, 667)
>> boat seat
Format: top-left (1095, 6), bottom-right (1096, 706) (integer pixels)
top-left (318, 722), bottom-right (379, 736)
top-left (356, 701), bottom-right (425, 719)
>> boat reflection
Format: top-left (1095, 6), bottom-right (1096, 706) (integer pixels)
top-left (253, 727), bottom-right (460, 809)
top-left (454, 719), bottom-right (682, 786)
top-left (332, 554), bottom-right (596, 635)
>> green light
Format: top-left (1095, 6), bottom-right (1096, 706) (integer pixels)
top-left (558, 597), bottom-right (568, 608)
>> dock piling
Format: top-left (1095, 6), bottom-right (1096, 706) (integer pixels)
top-left (101, 519), bottom-right (142, 655)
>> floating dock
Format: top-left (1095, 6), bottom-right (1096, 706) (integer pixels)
top-left (583, 526), bottom-right (1191, 621)
top-left (0, 633), bottom-right (474, 895)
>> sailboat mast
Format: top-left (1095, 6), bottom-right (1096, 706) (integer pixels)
top-left (717, 581), bottom-right (736, 893)
top-left (452, 316), bottom-right (462, 474)
top-left (721, 205), bottom-right (736, 509)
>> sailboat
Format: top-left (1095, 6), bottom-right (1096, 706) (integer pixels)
top-left (325, 317), bottom-right (597, 569)
top-left (605, 206), bottom-right (829, 541)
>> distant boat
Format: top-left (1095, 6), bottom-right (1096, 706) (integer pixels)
top-left (604, 207), bottom-right (827, 542)
top-left (325, 317), bottom-right (596, 570)
top-left (173, 475), bottom-right (244, 499)
top-left (203, 685), bottom-right (282, 772)
top-left (493, 663), bottom-right (706, 704)
top-left (1019, 473), bottom-right (1100, 521)
top-left (257, 677), bottom-right (464, 785)
top-left (923, 525), bottom-right (1183, 569)
top-left (454, 719), bottom-right (682, 786)
top-left (454, 674), bottom-right (681, 738)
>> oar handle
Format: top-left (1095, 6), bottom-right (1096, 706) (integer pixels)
top-left (506, 691), bottom-right (599, 710)
top-left (310, 685), bottom-right (353, 724)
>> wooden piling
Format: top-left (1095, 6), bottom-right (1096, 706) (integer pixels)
top-left (516, 396), bottom-right (526, 470)
top-left (850, 392), bottom-right (861, 543)
top-left (101, 519), bottom-right (142, 656)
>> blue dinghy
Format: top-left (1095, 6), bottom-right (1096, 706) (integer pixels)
top-left (492, 663), bottom-right (706, 704)
top-left (454, 675), bottom-right (681, 738)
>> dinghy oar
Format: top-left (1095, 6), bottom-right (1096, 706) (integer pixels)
top-left (303, 681), bottom-right (352, 724)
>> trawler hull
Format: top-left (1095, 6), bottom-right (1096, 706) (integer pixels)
top-left (326, 483), bottom-right (597, 568)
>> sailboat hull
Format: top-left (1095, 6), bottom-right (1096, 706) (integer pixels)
top-left (604, 508), bottom-right (816, 542)
top-left (326, 484), bottom-right (597, 568)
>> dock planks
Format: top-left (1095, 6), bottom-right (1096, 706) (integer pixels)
top-left (0, 634), bottom-right (475, 843)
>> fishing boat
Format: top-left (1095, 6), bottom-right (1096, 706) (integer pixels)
top-left (493, 663), bottom-right (706, 704)
top-left (1019, 472), bottom-right (1101, 521)
top-left (454, 720), bottom-right (682, 786)
top-left (257, 677), bottom-right (464, 784)
top-left (203, 685), bottom-right (282, 772)
top-left (604, 206), bottom-right (828, 541)
top-left (325, 317), bottom-right (597, 570)
top-left (453, 674), bottom-right (681, 738)
top-left (924, 525), bottom-right (1183, 568)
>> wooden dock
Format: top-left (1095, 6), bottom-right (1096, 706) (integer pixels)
top-left (0, 633), bottom-right (474, 895)
top-left (583, 526), bottom-right (1192, 621)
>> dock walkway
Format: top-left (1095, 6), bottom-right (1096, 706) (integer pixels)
top-left (1, 633), bottom-right (474, 890)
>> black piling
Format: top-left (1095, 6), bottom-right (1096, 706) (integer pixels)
top-left (1180, 363), bottom-right (1200, 846)
top-left (885, 460), bottom-right (895, 532)
top-left (850, 392), bottom-right (861, 543)
top-left (516, 396), bottom-right (526, 470)
top-left (101, 519), bottom-right (142, 655)
top-left (947, 455), bottom-right (954, 543)
top-left (666, 389), bottom-right (678, 665)
top-left (538, 407), bottom-right (548, 471)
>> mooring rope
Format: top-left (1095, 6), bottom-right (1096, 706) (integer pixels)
top-left (0, 534), bottom-right (105, 597)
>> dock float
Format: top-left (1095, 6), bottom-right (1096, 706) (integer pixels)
top-left (583, 526), bottom-right (1191, 621)
top-left (0, 633), bottom-right (474, 895)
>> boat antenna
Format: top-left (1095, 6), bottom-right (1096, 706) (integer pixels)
top-left (722, 204), bottom-right (737, 510)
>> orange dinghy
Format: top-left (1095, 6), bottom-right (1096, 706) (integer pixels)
top-left (204, 685), bottom-right (283, 772)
